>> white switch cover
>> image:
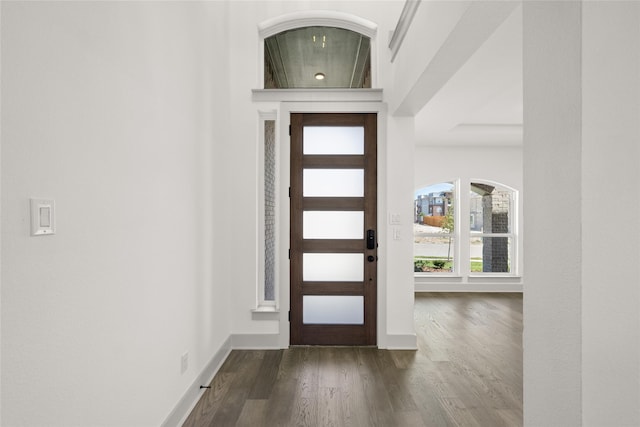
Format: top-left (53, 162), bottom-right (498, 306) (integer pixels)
top-left (389, 213), bottom-right (401, 225)
top-left (30, 198), bottom-right (55, 236)
top-left (393, 228), bottom-right (401, 240)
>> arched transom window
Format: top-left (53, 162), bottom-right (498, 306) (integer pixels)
top-left (264, 26), bottom-right (371, 89)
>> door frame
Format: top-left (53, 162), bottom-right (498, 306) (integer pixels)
top-left (276, 101), bottom-right (388, 348)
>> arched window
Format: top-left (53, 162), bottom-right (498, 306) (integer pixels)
top-left (258, 11), bottom-right (377, 89)
top-left (414, 180), bottom-right (518, 276)
top-left (414, 182), bottom-right (456, 273)
top-left (264, 26), bottom-right (371, 89)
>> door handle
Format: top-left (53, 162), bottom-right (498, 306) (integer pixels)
top-left (367, 229), bottom-right (376, 250)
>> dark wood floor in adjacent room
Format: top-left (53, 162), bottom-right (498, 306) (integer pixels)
top-left (183, 293), bottom-right (523, 427)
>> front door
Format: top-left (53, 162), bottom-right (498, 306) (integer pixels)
top-left (290, 113), bottom-right (377, 346)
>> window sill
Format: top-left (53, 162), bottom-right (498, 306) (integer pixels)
top-left (415, 273), bottom-right (521, 279)
top-left (468, 274), bottom-right (522, 283)
top-left (468, 274), bottom-right (521, 279)
top-left (252, 306), bottom-right (279, 313)
top-left (415, 274), bottom-right (463, 280)
top-left (252, 88), bottom-right (383, 103)
top-left (251, 306), bottom-right (280, 321)
top-left (415, 274), bottom-right (523, 292)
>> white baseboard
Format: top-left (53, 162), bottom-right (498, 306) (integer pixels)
top-left (231, 333), bottom-right (281, 349)
top-left (162, 335), bottom-right (232, 427)
top-left (231, 333), bottom-right (419, 350)
top-left (384, 333), bottom-right (418, 350)
top-left (231, 332), bottom-right (419, 350)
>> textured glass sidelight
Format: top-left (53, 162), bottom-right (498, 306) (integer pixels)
top-left (303, 295), bottom-right (364, 324)
top-left (264, 120), bottom-right (276, 300)
top-left (303, 169), bottom-right (364, 197)
top-left (303, 126), bottom-right (364, 155)
top-left (303, 253), bottom-right (364, 282)
top-left (303, 211), bottom-right (364, 239)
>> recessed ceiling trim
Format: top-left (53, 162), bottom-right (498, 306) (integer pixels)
top-left (258, 10), bottom-right (377, 39)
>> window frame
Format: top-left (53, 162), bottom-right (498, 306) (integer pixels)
top-left (468, 180), bottom-right (518, 276)
top-left (257, 11), bottom-right (379, 90)
top-left (414, 178), bottom-right (519, 279)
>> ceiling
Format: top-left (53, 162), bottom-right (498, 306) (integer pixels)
top-left (265, 26), bottom-right (371, 89)
top-left (413, 4), bottom-right (523, 146)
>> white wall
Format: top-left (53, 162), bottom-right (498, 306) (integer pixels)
top-left (524, 1), bottom-right (640, 425)
top-left (0, 3), bottom-right (3, 420)
top-left (385, 116), bottom-right (417, 345)
top-left (582, 2), bottom-right (640, 425)
top-left (1, 2), bottom-right (231, 425)
top-left (415, 146), bottom-right (522, 190)
top-left (523, 2), bottom-right (583, 424)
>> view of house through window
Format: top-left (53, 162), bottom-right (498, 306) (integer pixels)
top-left (414, 182), bottom-right (455, 273)
top-left (414, 180), bottom-right (516, 275)
top-left (470, 182), bottom-right (514, 273)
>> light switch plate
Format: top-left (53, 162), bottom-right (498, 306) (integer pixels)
top-left (389, 213), bottom-right (401, 225)
top-left (30, 198), bottom-right (55, 236)
top-left (393, 227), bottom-right (401, 240)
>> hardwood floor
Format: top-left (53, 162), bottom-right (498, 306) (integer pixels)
top-left (183, 293), bottom-right (523, 427)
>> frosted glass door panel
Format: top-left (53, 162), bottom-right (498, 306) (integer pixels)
top-left (303, 296), bottom-right (364, 324)
top-left (303, 211), bottom-right (364, 239)
top-left (303, 169), bottom-right (364, 197)
top-left (303, 253), bottom-right (364, 281)
top-left (303, 127), bottom-right (364, 155)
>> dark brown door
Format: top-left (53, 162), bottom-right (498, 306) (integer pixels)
top-left (290, 113), bottom-right (377, 346)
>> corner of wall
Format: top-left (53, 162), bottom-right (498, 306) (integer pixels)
top-left (231, 333), bottom-right (281, 350)
top-left (162, 335), bottom-right (232, 427)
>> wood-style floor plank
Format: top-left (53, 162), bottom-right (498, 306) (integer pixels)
top-left (182, 293), bottom-right (523, 427)
top-left (235, 400), bottom-right (268, 427)
top-left (208, 351), bottom-right (265, 426)
top-left (248, 350), bottom-right (283, 399)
